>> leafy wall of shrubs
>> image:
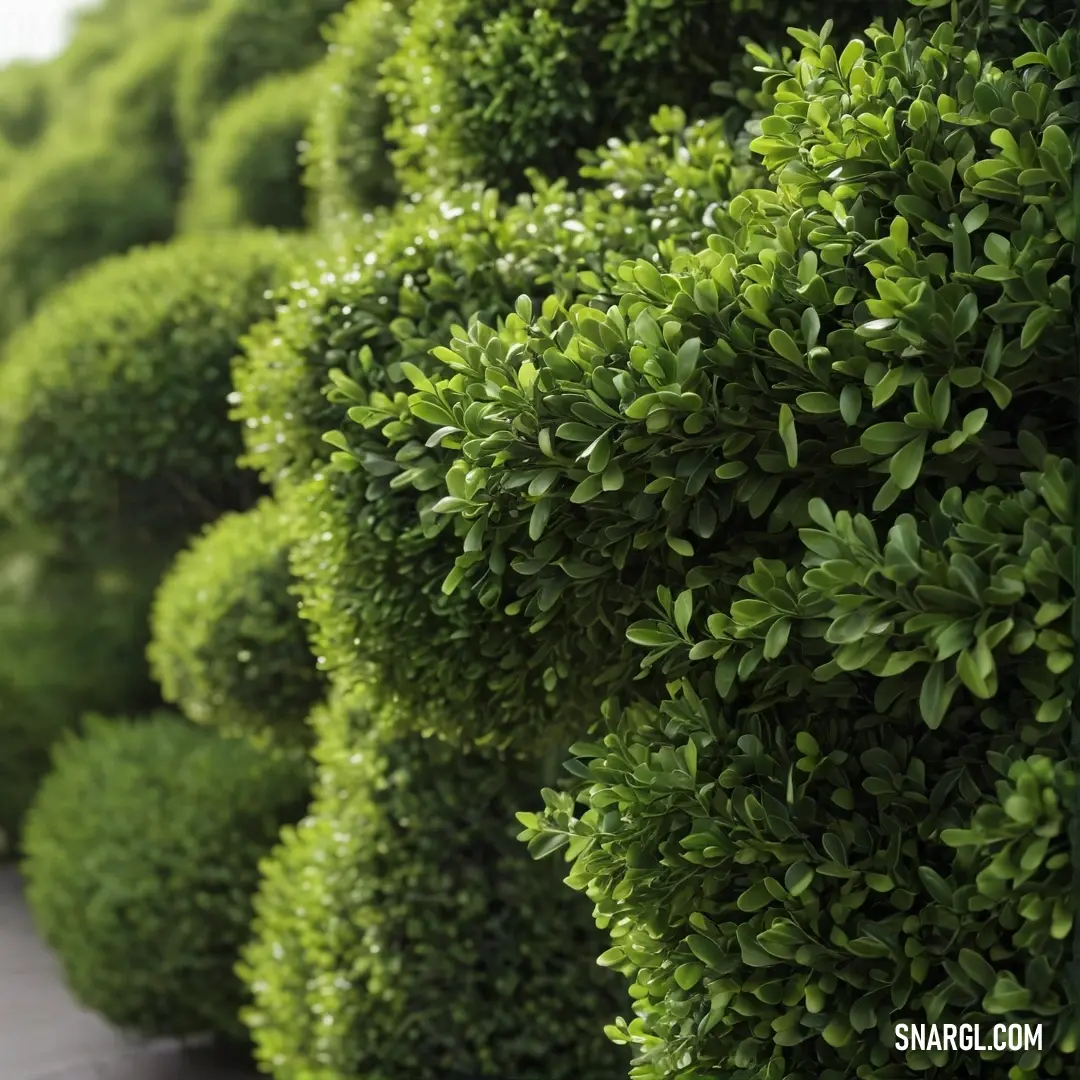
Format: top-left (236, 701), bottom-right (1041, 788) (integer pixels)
top-left (380, 10), bottom-right (1079, 1077)
top-left (240, 687), bottom-right (628, 1080)
top-left (0, 230), bottom-right (307, 551)
top-left (149, 498), bottom-right (324, 743)
top-left (22, 714), bottom-right (311, 1042)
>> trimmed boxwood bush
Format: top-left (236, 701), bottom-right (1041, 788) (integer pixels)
top-left (394, 11), bottom-right (1078, 1078)
top-left (0, 230), bottom-right (307, 550)
top-left (381, 0), bottom-right (906, 196)
top-left (149, 498), bottom-right (324, 742)
top-left (239, 687), bottom-right (628, 1080)
top-left (22, 714), bottom-right (311, 1042)
top-left (0, 138), bottom-right (175, 340)
top-left (176, 0), bottom-right (350, 145)
top-left (180, 69), bottom-right (318, 233)
top-left (303, 0), bottom-right (405, 227)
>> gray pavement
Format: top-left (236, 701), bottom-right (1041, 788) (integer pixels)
top-left (0, 865), bottom-right (261, 1080)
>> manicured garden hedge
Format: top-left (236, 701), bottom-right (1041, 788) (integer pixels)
top-left (22, 714), bottom-right (311, 1041)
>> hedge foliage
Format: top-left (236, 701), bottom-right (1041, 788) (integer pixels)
top-left (22, 714), bottom-right (311, 1041)
top-left (381, 0), bottom-right (905, 196)
top-left (372, 11), bottom-right (1079, 1077)
top-left (303, 0), bottom-right (405, 228)
top-left (0, 138), bottom-right (175, 340)
top-left (176, 0), bottom-right (350, 144)
top-left (0, 231), bottom-right (306, 550)
top-left (180, 68), bottom-right (318, 233)
top-left (149, 498), bottom-right (324, 743)
top-left (235, 108), bottom-right (758, 749)
top-left (240, 687), bottom-right (627, 1080)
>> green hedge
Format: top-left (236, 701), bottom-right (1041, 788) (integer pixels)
top-left (22, 714), bottom-right (311, 1041)
top-left (0, 230), bottom-right (306, 550)
top-left (303, 0), bottom-right (405, 227)
top-left (381, 0), bottom-right (905, 196)
top-left (176, 0), bottom-right (349, 144)
top-left (149, 498), bottom-right (324, 743)
top-left (0, 138), bottom-right (175, 340)
top-left (240, 687), bottom-right (627, 1080)
top-left (180, 69), bottom-right (318, 233)
top-left (387, 11), bottom-right (1078, 1077)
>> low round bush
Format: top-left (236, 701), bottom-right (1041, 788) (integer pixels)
top-left (176, 0), bottom-right (350, 145)
top-left (303, 0), bottom-right (404, 227)
top-left (240, 687), bottom-right (628, 1080)
top-left (149, 498), bottom-right (324, 742)
top-left (180, 69), bottom-right (318, 233)
top-left (0, 230), bottom-right (307, 550)
top-left (22, 713), bottom-right (312, 1041)
top-left (0, 137), bottom-right (175, 340)
top-left (381, 0), bottom-right (905, 196)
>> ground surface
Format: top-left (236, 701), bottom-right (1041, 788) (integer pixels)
top-left (0, 865), bottom-right (260, 1080)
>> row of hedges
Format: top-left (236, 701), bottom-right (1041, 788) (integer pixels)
top-left (1, 0), bottom-right (1075, 1078)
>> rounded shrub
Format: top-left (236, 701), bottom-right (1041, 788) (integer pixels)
top-left (180, 69), bottom-right (318, 233)
top-left (0, 138), bottom-right (175, 340)
top-left (176, 0), bottom-right (350, 145)
top-left (22, 714), bottom-right (311, 1041)
top-left (381, 0), bottom-right (906, 196)
top-left (149, 498), bottom-right (325, 742)
top-left (240, 687), bottom-right (628, 1080)
top-left (0, 230), bottom-right (307, 550)
top-left (402, 11), bottom-right (1078, 1079)
top-left (303, 0), bottom-right (404, 227)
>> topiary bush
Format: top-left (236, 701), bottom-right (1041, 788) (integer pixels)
top-left (303, 0), bottom-right (405, 228)
top-left (381, 0), bottom-right (905, 196)
top-left (240, 686), bottom-right (628, 1080)
top-left (149, 498), bottom-right (325, 743)
top-left (22, 713), bottom-right (311, 1041)
top-left (176, 0), bottom-right (350, 145)
top-left (0, 137), bottom-right (175, 340)
top-left (180, 69), bottom-right (318, 233)
top-left (0, 230), bottom-right (307, 551)
top-left (388, 9), bottom-right (1079, 1078)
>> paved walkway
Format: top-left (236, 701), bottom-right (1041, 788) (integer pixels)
top-left (0, 866), bottom-right (260, 1080)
